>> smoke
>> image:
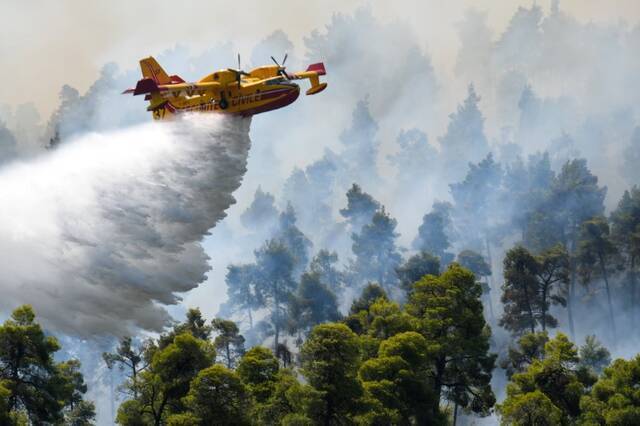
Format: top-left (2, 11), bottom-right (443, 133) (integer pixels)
top-left (0, 114), bottom-right (251, 337)
top-left (1, 3), bottom-right (640, 422)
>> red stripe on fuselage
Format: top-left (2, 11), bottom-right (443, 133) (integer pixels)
top-left (163, 86), bottom-right (299, 116)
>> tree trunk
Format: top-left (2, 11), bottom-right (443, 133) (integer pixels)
top-left (9, 353), bottom-right (21, 412)
top-left (226, 342), bottom-right (232, 369)
top-left (541, 284), bottom-right (548, 332)
top-left (155, 395), bottom-right (168, 426)
top-left (324, 399), bottom-right (333, 426)
top-left (567, 232), bottom-right (576, 339)
top-left (433, 357), bottom-right (446, 419)
top-left (484, 238), bottom-right (495, 320)
top-left (248, 308), bottom-right (253, 330)
top-left (486, 278), bottom-right (495, 322)
top-left (453, 401), bottom-right (459, 426)
top-left (522, 276), bottom-right (536, 334)
top-left (485, 237), bottom-right (493, 270)
top-left (599, 253), bottom-right (617, 343)
top-left (132, 365), bottom-right (138, 399)
top-left (9, 384), bottom-right (17, 413)
top-left (274, 281), bottom-right (280, 351)
top-left (567, 264), bottom-right (576, 339)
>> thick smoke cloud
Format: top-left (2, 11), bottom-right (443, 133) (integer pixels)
top-left (0, 114), bottom-right (251, 336)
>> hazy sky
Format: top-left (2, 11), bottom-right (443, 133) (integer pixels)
top-left (1, 0), bottom-right (639, 117)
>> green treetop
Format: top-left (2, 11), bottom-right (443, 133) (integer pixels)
top-left (406, 264), bottom-right (496, 419)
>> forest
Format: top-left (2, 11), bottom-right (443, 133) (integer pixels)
top-left (1, 1), bottom-right (640, 425)
top-left (2, 171), bottom-right (639, 424)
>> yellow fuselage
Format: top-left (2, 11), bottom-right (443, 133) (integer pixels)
top-left (150, 66), bottom-right (300, 120)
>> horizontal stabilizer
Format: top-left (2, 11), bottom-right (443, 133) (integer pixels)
top-left (306, 82), bottom-right (327, 95)
top-left (169, 75), bottom-right (185, 84)
top-left (130, 78), bottom-right (159, 95)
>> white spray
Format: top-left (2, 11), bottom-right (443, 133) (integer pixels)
top-left (0, 114), bottom-right (252, 337)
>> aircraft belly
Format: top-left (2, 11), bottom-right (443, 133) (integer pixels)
top-left (153, 86), bottom-right (299, 119)
top-left (236, 88), bottom-right (300, 116)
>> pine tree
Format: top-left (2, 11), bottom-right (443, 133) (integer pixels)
top-left (503, 152), bottom-right (555, 245)
top-left (413, 201), bottom-right (454, 265)
top-left (348, 283), bottom-right (388, 317)
top-left (236, 346), bottom-right (279, 406)
top-left (300, 323), bottom-right (363, 424)
top-left (180, 365), bottom-right (250, 425)
top-left (407, 264), bottom-right (496, 419)
top-left (157, 308), bottom-right (212, 349)
top-left (550, 159), bottom-right (606, 338)
top-left (387, 128), bottom-right (438, 189)
top-left (0, 306), bottom-right (94, 423)
top-left (350, 208), bottom-right (402, 292)
top-left (535, 244), bottom-right (569, 331)
top-left (340, 183), bottom-right (380, 233)
top-left (222, 264), bottom-right (261, 329)
top-left (498, 334), bottom-right (588, 425)
top-left (610, 187), bottom-right (640, 327)
top-left (240, 187), bottom-right (279, 234)
top-left (358, 332), bottom-right (440, 425)
top-left (274, 204), bottom-right (313, 276)
top-left (439, 84), bottom-right (490, 179)
top-left (516, 84), bottom-right (542, 148)
top-left (283, 155), bottom-right (339, 234)
top-left (287, 272), bottom-right (340, 345)
top-left (500, 332), bottom-right (549, 378)
top-left (578, 335), bottom-right (611, 375)
top-left (309, 250), bottom-right (344, 296)
top-left (103, 337), bottom-right (151, 399)
top-left (580, 355), bottom-right (640, 424)
top-left (254, 240), bottom-right (297, 349)
top-left (500, 245), bottom-right (568, 335)
top-left (500, 246), bottom-right (542, 335)
top-left (340, 98), bottom-right (380, 185)
top-left (622, 127), bottom-right (640, 185)
top-left (211, 319), bottom-right (245, 369)
top-left (450, 153), bottom-right (504, 252)
top-left (457, 249), bottom-right (494, 320)
top-left (396, 252), bottom-right (440, 293)
top-left (577, 216), bottom-right (618, 342)
top-left (117, 333), bottom-right (214, 425)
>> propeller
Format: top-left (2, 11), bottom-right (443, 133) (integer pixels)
top-left (271, 53), bottom-right (290, 79)
top-left (227, 53), bottom-right (250, 88)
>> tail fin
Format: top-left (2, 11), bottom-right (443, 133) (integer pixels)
top-left (140, 57), bottom-right (171, 84)
top-left (306, 62), bottom-right (326, 76)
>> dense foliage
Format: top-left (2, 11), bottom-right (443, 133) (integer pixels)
top-left (0, 306), bottom-right (95, 424)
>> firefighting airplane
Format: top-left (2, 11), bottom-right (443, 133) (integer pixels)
top-left (123, 54), bottom-right (327, 119)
